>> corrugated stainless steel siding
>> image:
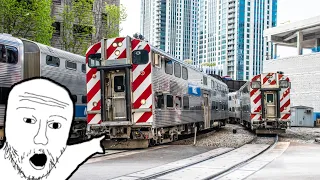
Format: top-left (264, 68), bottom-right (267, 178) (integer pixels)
top-left (0, 34), bottom-right (24, 126)
top-left (151, 56), bottom-right (228, 128)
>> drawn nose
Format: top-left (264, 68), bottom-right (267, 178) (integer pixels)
top-left (34, 121), bottom-right (48, 145)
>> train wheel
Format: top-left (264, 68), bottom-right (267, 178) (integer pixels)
top-left (149, 139), bottom-right (156, 147)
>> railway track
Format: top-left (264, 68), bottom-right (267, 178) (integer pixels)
top-left (111, 135), bottom-right (278, 180)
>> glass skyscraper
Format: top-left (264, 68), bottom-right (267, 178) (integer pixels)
top-left (197, 0), bottom-right (277, 80)
top-left (140, 0), bottom-right (199, 61)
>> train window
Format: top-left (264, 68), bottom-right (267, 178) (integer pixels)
top-left (81, 64), bottom-right (86, 73)
top-left (46, 55), bottom-right (60, 67)
top-left (232, 107), bottom-right (235, 112)
top-left (182, 67), bottom-right (188, 80)
top-left (203, 76), bottom-right (207, 85)
top-left (6, 46), bottom-right (18, 64)
top-left (166, 95), bottom-right (173, 108)
top-left (266, 94), bottom-right (274, 103)
top-left (155, 94), bottom-right (164, 109)
top-left (0, 45), bottom-right (18, 64)
top-left (114, 76), bottom-right (125, 92)
top-left (88, 53), bottom-right (101, 67)
top-left (153, 53), bottom-right (161, 68)
top-left (165, 59), bottom-right (173, 75)
top-left (82, 95), bottom-right (87, 103)
top-left (174, 62), bottom-right (181, 78)
top-left (0, 87), bottom-right (10, 105)
top-left (71, 95), bottom-right (77, 103)
top-left (175, 96), bottom-right (182, 109)
top-left (183, 96), bottom-right (189, 109)
top-left (66, 60), bottom-right (77, 70)
top-left (132, 50), bottom-right (149, 64)
top-left (229, 96), bottom-right (232, 101)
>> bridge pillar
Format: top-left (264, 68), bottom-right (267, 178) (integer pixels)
top-left (297, 31), bottom-right (303, 55)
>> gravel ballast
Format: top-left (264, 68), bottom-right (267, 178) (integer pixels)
top-left (279, 127), bottom-right (320, 144)
top-left (170, 124), bottom-right (256, 148)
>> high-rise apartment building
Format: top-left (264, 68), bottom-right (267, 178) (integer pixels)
top-left (51, 0), bottom-right (120, 51)
top-left (141, 0), bottom-right (199, 61)
top-left (197, 0), bottom-right (277, 80)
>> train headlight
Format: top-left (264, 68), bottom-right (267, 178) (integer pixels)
top-left (279, 80), bottom-right (289, 88)
top-left (115, 50), bottom-right (120, 56)
top-left (93, 102), bottom-right (98, 107)
top-left (117, 42), bottom-right (123, 47)
top-left (141, 99), bottom-right (146, 105)
top-left (112, 42), bottom-right (118, 47)
top-left (251, 81), bottom-right (261, 89)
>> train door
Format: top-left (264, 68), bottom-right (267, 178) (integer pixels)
top-left (203, 93), bottom-right (210, 129)
top-left (264, 91), bottom-right (277, 119)
top-left (105, 71), bottom-right (127, 121)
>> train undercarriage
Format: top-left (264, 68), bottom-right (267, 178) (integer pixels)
top-left (87, 119), bottom-right (227, 149)
top-left (239, 119), bottom-right (290, 135)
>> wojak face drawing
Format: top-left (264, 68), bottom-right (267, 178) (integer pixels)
top-left (4, 78), bottom-right (73, 179)
top-left (1, 77), bottom-right (105, 180)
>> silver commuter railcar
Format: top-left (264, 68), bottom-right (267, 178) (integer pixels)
top-left (0, 33), bottom-right (87, 144)
top-left (228, 91), bottom-right (241, 123)
top-left (85, 37), bottom-right (229, 148)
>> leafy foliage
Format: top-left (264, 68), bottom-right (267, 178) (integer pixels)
top-left (60, 0), bottom-right (94, 55)
top-left (0, 0), bottom-right (54, 45)
top-left (201, 62), bottom-right (216, 67)
top-left (103, 3), bottom-right (127, 38)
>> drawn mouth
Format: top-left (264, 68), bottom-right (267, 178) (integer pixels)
top-left (29, 153), bottom-right (47, 170)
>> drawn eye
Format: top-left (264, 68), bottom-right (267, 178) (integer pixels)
top-left (48, 122), bottom-right (61, 129)
top-left (23, 117), bottom-right (36, 124)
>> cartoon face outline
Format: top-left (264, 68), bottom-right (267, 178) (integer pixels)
top-left (4, 78), bottom-right (74, 179)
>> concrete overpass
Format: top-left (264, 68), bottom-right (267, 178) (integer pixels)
top-left (264, 15), bottom-right (320, 57)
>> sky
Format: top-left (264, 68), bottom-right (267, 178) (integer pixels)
top-left (119, 0), bottom-right (320, 57)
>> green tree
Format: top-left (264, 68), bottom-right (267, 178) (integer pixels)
top-left (60, 0), bottom-right (94, 55)
top-left (103, 3), bottom-right (127, 38)
top-left (0, 0), bottom-right (54, 45)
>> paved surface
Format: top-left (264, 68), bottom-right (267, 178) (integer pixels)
top-left (69, 145), bottom-right (216, 180)
top-left (245, 142), bottom-right (320, 180)
top-left (70, 142), bottom-right (320, 180)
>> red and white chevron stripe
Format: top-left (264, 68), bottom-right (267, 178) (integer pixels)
top-left (261, 72), bottom-right (277, 87)
top-left (279, 74), bottom-right (291, 121)
top-left (85, 37), bottom-right (153, 125)
top-left (250, 74), bottom-right (262, 121)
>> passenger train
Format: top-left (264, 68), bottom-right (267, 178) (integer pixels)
top-left (229, 72), bottom-right (291, 134)
top-left (0, 33), bottom-right (87, 144)
top-left (85, 36), bottom-right (229, 149)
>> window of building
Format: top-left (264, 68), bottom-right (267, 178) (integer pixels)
top-left (174, 62), bottom-right (181, 78)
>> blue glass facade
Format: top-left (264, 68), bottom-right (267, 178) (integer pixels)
top-left (272, 0), bottom-right (277, 27)
top-left (237, 0), bottom-right (245, 80)
top-left (160, 0), bottom-right (166, 50)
